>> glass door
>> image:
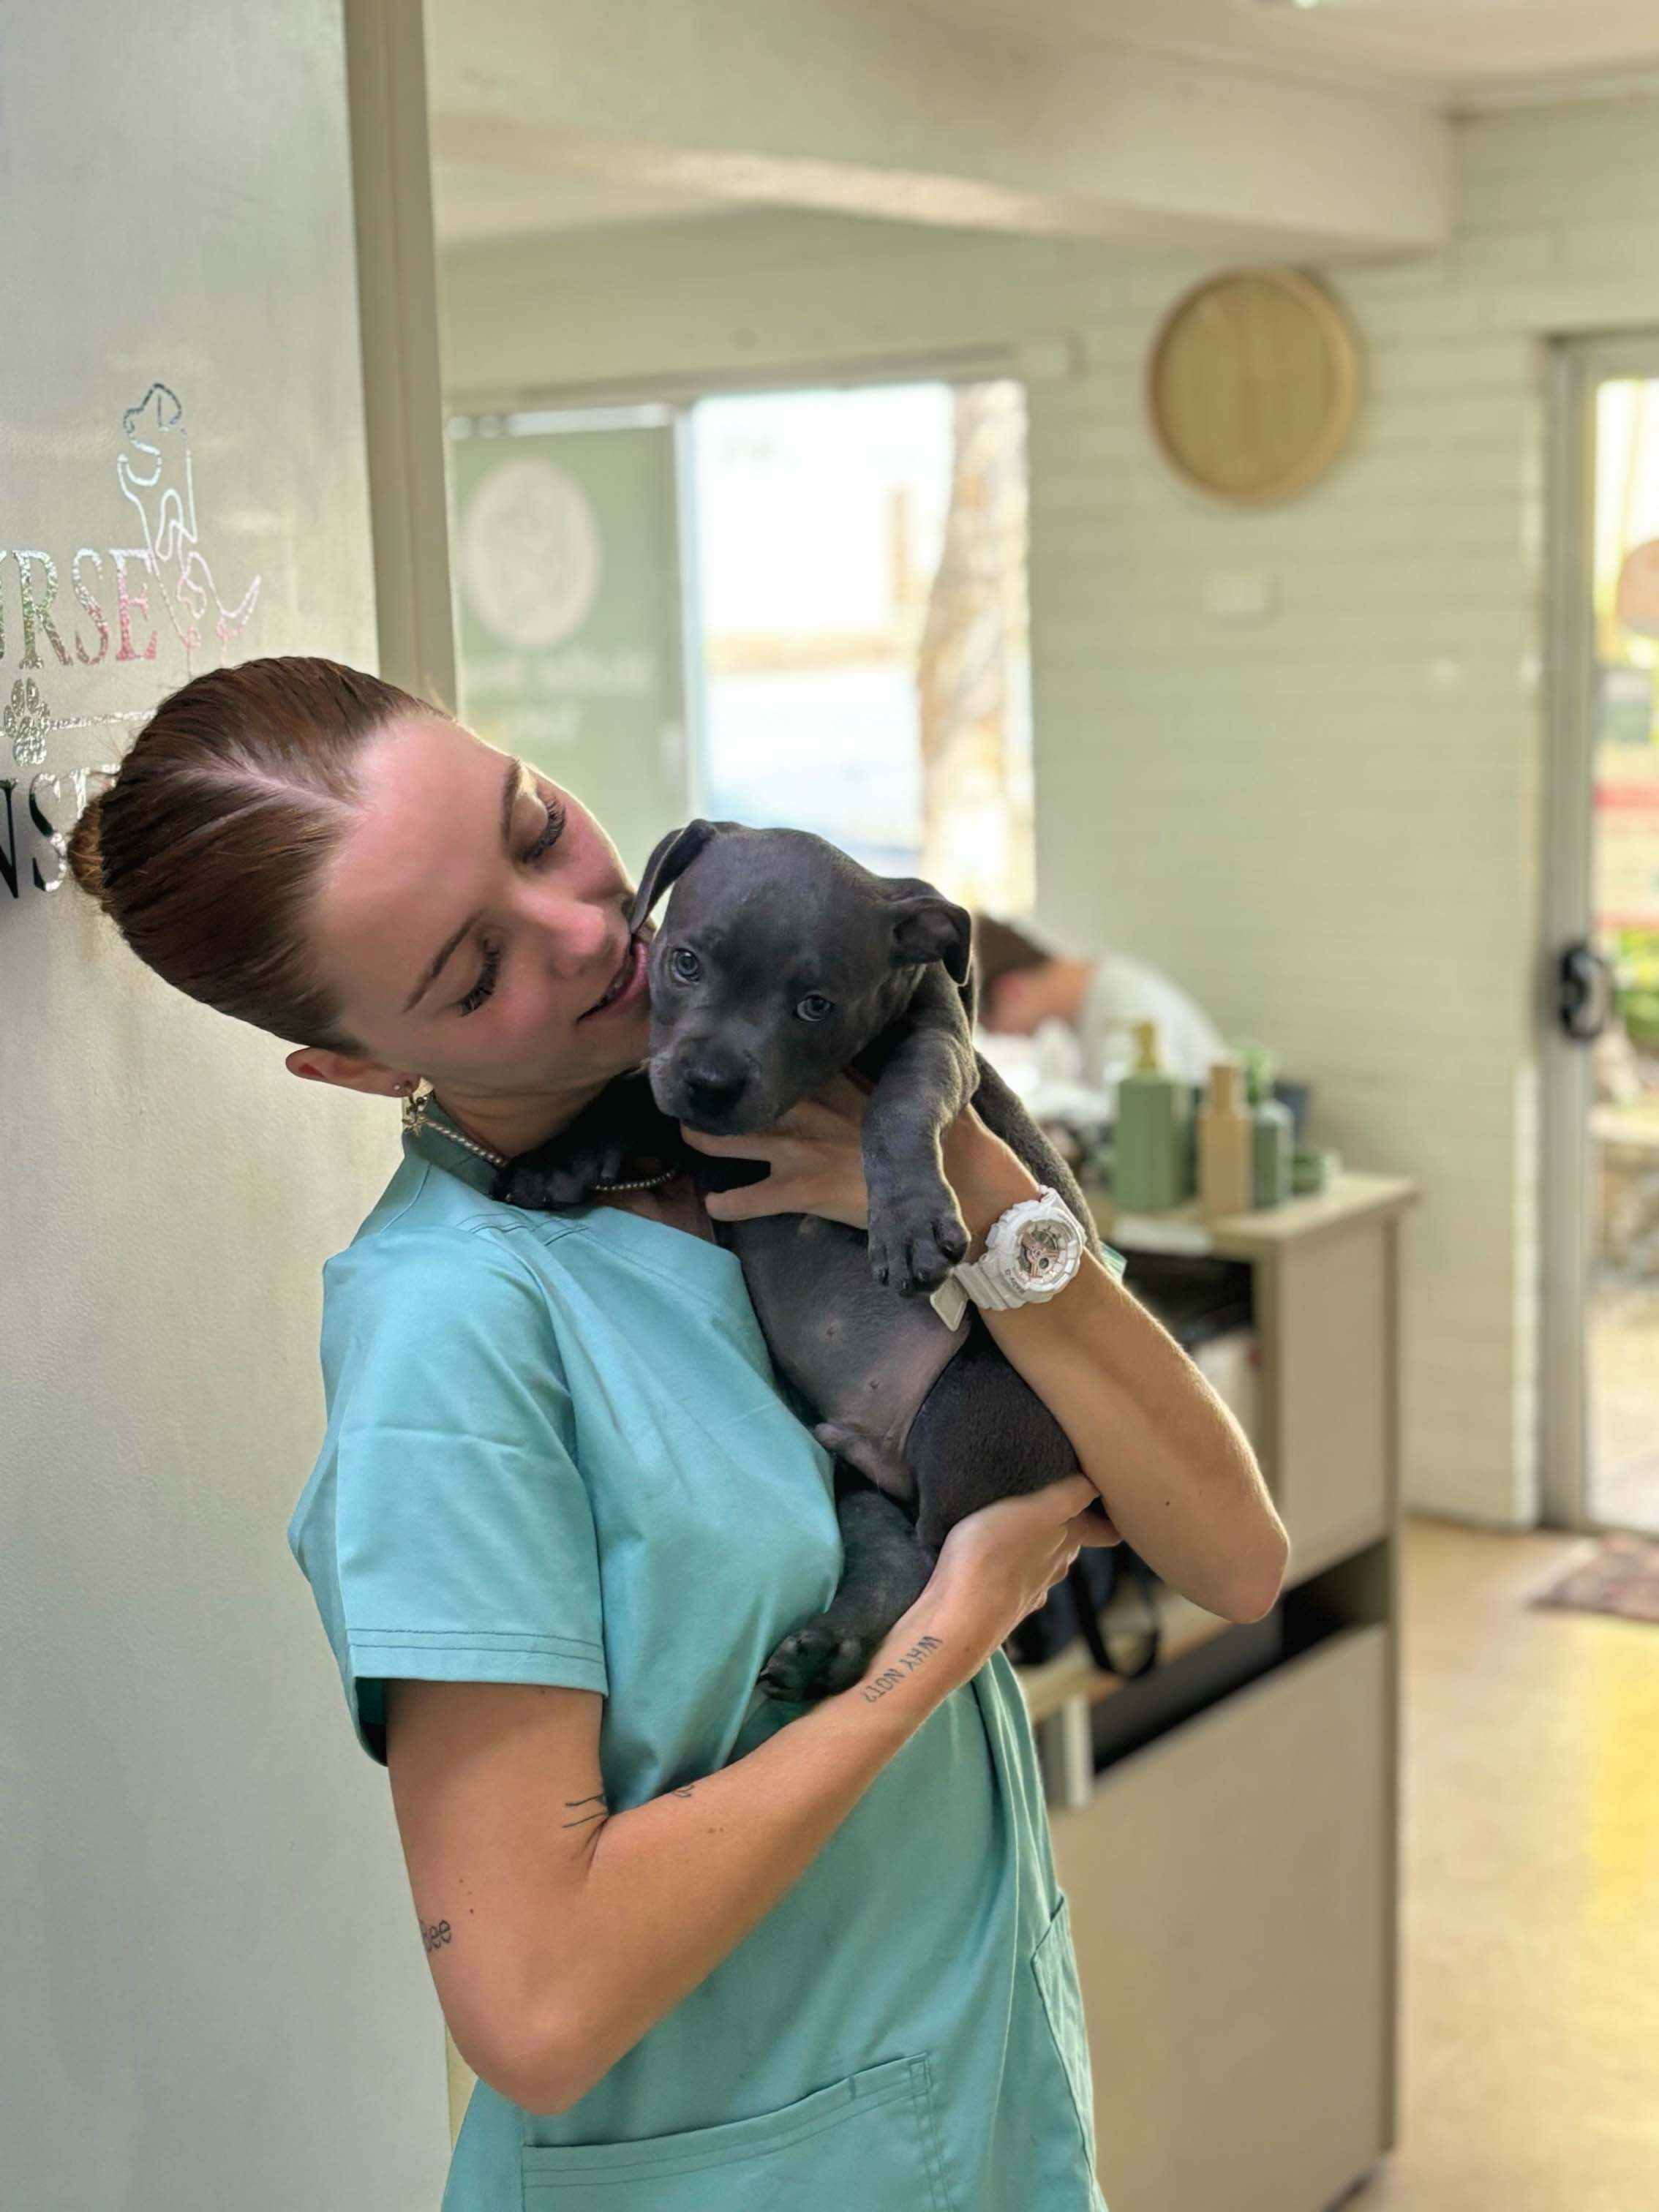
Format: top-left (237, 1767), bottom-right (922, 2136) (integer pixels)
top-left (1544, 339), bottom-right (1659, 1532)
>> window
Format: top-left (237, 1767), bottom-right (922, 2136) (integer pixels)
top-left (688, 380), bottom-right (1034, 911)
top-left (449, 377), bottom-right (1036, 909)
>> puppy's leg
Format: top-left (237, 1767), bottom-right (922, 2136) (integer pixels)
top-left (810, 1418), bottom-right (915, 1505)
top-left (861, 974), bottom-right (979, 1294)
top-left (758, 1479), bottom-right (929, 1704)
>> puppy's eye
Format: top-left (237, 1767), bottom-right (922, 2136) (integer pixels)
top-left (669, 947), bottom-right (701, 983)
top-left (796, 993), bottom-right (834, 1023)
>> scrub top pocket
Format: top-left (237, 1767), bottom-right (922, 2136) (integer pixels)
top-left (519, 2053), bottom-right (952, 2211)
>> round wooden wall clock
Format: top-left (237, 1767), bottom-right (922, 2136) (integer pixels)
top-left (1146, 266), bottom-right (1361, 504)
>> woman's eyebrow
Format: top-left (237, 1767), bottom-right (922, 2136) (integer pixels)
top-left (499, 754), bottom-right (528, 843)
top-left (403, 906), bottom-right (484, 1015)
top-left (401, 757), bottom-right (525, 1014)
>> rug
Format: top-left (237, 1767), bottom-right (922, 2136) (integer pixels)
top-left (1530, 1531), bottom-right (1659, 1624)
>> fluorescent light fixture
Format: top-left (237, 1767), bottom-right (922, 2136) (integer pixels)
top-left (1249, 0), bottom-right (1527, 12)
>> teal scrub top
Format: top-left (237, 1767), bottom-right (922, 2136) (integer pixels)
top-left (287, 1122), bottom-right (1109, 2212)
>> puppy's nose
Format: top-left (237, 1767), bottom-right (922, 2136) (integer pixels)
top-left (681, 1065), bottom-right (748, 1119)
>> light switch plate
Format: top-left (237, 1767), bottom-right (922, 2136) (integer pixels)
top-left (1205, 570), bottom-right (1277, 623)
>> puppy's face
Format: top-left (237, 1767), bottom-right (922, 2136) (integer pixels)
top-left (644, 829), bottom-right (923, 1134)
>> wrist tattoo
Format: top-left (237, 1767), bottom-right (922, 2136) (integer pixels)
top-left (421, 1917), bottom-right (452, 1955)
top-left (562, 1791), bottom-right (609, 1829)
top-left (862, 1633), bottom-right (943, 1701)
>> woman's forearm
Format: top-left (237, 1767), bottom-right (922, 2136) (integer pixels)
top-left (534, 1592), bottom-right (979, 2110)
top-left (941, 1114), bottom-right (1288, 1622)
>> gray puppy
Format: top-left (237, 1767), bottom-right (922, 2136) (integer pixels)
top-left (497, 820), bottom-right (1107, 1700)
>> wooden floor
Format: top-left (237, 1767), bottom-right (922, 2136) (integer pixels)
top-left (1345, 1516), bottom-right (1659, 2210)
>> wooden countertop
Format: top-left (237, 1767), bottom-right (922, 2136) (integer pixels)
top-left (1082, 1168), bottom-right (1419, 1261)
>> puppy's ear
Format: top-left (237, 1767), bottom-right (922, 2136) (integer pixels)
top-left (887, 887), bottom-right (973, 984)
top-left (629, 820), bottom-right (721, 931)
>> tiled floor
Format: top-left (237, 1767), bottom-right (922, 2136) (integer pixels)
top-left (1346, 1516), bottom-right (1659, 2210)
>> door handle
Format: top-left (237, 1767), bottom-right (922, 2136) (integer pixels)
top-left (1557, 939), bottom-right (1614, 1042)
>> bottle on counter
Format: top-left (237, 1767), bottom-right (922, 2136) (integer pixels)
top-left (1238, 1041), bottom-right (1294, 1208)
top-left (1252, 1095), bottom-right (1294, 1207)
top-left (1197, 1056), bottom-right (1254, 1219)
top-left (1111, 1018), bottom-right (1189, 1211)
top-left (1183, 1081), bottom-right (1205, 1195)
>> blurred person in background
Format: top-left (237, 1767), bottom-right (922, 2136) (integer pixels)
top-left (973, 914), bottom-right (1227, 1093)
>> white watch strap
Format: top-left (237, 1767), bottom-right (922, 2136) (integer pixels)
top-left (928, 1224), bottom-right (1129, 1328)
top-left (953, 1251), bottom-right (1022, 1310)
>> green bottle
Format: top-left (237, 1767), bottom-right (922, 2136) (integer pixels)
top-left (1252, 1097), bottom-right (1293, 1207)
top-left (1112, 1019), bottom-right (1189, 1211)
top-left (1239, 1041), bottom-right (1293, 1208)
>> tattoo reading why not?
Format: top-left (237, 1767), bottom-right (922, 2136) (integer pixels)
top-left (862, 1634), bottom-right (944, 1703)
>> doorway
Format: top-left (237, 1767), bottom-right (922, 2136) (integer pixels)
top-left (1543, 336), bottom-right (1659, 1533)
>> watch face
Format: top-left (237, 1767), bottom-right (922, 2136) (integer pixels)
top-left (1012, 1217), bottom-right (1078, 1292)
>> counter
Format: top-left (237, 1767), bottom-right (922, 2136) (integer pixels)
top-left (1017, 1168), bottom-right (1418, 2212)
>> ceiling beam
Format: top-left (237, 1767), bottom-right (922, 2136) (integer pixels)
top-left (428, 0), bottom-right (1451, 255)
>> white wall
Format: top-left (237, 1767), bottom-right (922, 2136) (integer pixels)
top-left (1, 7), bottom-right (451, 2205)
top-left (441, 96), bottom-right (1659, 1527)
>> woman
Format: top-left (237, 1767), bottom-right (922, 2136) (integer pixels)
top-left (67, 656), bottom-right (1286, 2212)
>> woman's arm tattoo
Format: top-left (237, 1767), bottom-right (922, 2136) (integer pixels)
top-left (862, 1633), bottom-right (944, 1701)
top-left (561, 1791), bottom-right (609, 1829)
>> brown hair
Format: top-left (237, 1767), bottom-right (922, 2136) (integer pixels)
top-left (971, 914), bottom-right (1052, 998)
top-left (67, 655), bottom-right (441, 1050)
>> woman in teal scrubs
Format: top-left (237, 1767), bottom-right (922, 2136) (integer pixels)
top-left (67, 658), bottom-right (1287, 2211)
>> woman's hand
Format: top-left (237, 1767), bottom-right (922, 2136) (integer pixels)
top-left (682, 1074), bottom-right (873, 1230)
top-left (934, 1475), bottom-right (1123, 1620)
top-left (862, 1475), bottom-right (1123, 1699)
top-left (682, 1079), bottom-right (1036, 1252)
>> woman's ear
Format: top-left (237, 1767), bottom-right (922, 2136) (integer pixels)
top-left (285, 1046), bottom-right (412, 1098)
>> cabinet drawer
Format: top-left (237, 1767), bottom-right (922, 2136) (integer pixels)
top-left (1050, 1625), bottom-right (1390, 2212)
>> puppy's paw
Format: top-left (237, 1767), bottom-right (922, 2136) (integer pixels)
top-left (758, 1620), bottom-right (870, 1704)
top-left (494, 1140), bottom-right (623, 1211)
top-left (865, 1191), bottom-right (971, 1296)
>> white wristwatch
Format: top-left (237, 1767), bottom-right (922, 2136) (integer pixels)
top-left (930, 1186), bottom-right (1118, 1331)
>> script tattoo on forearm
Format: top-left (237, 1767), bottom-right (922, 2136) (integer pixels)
top-left (421, 1918), bottom-right (452, 1955)
top-left (862, 1633), bottom-right (944, 1702)
top-left (562, 1791), bottom-right (609, 1829)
